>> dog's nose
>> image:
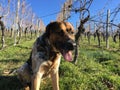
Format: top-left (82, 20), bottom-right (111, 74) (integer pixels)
top-left (72, 42), bottom-right (77, 48)
top-left (68, 39), bottom-right (76, 46)
top-left (66, 39), bottom-right (76, 50)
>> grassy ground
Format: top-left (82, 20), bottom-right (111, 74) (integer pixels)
top-left (0, 36), bottom-right (120, 90)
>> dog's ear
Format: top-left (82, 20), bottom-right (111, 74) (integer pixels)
top-left (45, 22), bottom-right (59, 37)
top-left (44, 24), bottom-right (50, 38)
top-left (45, 23), bottom-right (51, 37)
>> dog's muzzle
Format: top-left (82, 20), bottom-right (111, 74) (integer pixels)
top-left (62, 39), bottom-right (76, 51)
top-left (55, 39), bottom-right (76, 62)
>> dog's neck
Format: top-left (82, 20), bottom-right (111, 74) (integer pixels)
top-left (26, 33), bottom-right (61, 74)
top-left (37, 33), bottom-right (60, 61)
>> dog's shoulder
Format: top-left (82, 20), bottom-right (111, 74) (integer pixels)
top-left (34, 35), bottom-right (50, 60)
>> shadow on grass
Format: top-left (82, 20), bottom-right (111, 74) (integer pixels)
top-left (97, 57), bottom-right (110, 63)
top-left (0, 75), bottom-right (23, 90)
top-left (16, 45), bottom-right (32, 50)
top-left (0, 59), bottom-right (24, 64)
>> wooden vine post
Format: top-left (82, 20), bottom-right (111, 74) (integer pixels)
top-left (106, 9), bottom-right (110, 49)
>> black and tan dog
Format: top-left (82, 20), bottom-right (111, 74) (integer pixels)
top-left (17, 21), bottom-right (76, 90)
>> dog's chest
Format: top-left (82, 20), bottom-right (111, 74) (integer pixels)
top-left (42, 53), bottom-right (61, 77)
top-left (32, 36), bottom-right (61, 76)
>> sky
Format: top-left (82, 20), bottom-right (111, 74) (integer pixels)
top-left (18, 0), bottom-right (120, 28)
top-left (27, 0), bottom-right (66, 25)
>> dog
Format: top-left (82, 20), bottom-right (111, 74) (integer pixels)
top-left (17, 21), bottom-right (76, 90)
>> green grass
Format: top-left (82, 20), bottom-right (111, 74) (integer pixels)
top-left (0, 35), bottom-right (120, 90)
top-left (0, 35), bottom-right (35, 90)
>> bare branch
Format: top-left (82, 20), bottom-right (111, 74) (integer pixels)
top-left (2, 0), bottom-right (10, 17)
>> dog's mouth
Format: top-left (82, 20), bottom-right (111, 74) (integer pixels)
top-left (61, 50), bottom-right (73, 61)
top-left (55, 40), bottom-right (76, 62)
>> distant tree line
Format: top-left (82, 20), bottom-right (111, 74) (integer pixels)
top-left (0, 0), bottom-right (45, 49)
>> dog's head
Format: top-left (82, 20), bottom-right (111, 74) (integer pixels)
top-left (45, 21), bottom-right (76, 62)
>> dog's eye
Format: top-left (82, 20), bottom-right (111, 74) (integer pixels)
top-left (66, 29), bottom-right (74, 35)
top-left (58, 29), bottom-right (64, 36)
top-left (70, 31), bottom-right (74, 34)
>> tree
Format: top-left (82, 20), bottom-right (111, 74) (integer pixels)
top-left (0, 0), bottom-right (10, 49)
top-left (72, 0), bottom-right (93, 64)
top-left (57, 0), bottom-right (72, 21)
top-left (0, 16), bottom-right (6, 49)
top-left (14, 0), bottom-right (20, 46)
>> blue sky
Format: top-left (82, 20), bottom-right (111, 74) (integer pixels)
top-left (27, 0), bottom-right (120, 27)
top-left (27, 0), bottom-right (66, 25)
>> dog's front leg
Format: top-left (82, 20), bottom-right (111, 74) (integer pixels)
top-left (51, 70), bottom-right (59, 90)
top-left (31, 72), bottom-right (43, 90)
